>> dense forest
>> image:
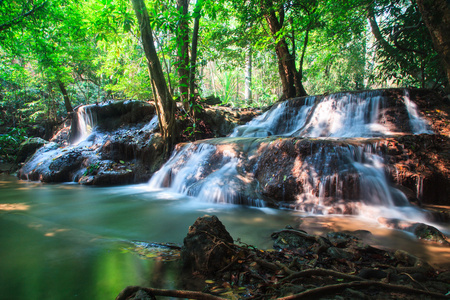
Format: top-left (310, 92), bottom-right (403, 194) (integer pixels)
top-left (1, 0), bottom-right (449, 161)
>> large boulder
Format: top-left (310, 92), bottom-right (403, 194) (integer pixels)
top-left (181, 215), bottom-right (235, 275)
top-left (16, 137), bottom-right (48, 163)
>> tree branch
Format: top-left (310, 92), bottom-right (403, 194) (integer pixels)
top-left (0, 1), bottom-right (47, 32)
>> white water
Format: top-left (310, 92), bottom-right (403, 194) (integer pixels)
top-left (73, 105), bottom-right (98, 144)
top-left (403, 90), bottom-right (432, 134)
top-left (232, 91), bottom-right (392, 138)
top-left (149, 90), bottom-right (434, 221)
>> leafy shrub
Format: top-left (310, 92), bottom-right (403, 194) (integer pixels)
top-left (0, 127), bottom-right (28, 162)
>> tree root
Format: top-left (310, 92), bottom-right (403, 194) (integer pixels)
top-left (115, 286), bottom-right (228, 300)
top-left (277, 281), bottom-right (450, 300)
top-left (282, 268), bottom-right (365, 283)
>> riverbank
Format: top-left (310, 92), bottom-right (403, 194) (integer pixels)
top-left (117, 215), bottom-right (450, 300)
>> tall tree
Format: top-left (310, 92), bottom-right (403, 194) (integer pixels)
top-left (367, 0), bottom-right (445, 89)
top-left (131, 0), bottom-right (177, 151)
top-left (416, 0), bottom-right (450, 89)
top-left (176, 0), bottom-right (191, 111)
top-left (189, 0), bottom-right (203, 106)
top-left (260, 0), bottom-right (308, 99)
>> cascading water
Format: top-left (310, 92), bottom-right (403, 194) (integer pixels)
top-left (403, 90), bottom-right (432, 134)
top-left (73, 105), bottom-right (98, 144)
top-left (148, 89), bottom-right (434, 221)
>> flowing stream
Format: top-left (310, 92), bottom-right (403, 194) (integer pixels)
top-left (1, 174), bottom-right (449, 300)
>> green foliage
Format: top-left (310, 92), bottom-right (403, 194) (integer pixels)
top-left (0, 128), bottom-right (28, 162)
top-left (0, 0), bottom-right (445, 140)
top-left (370, 0), bottom-right (445, 89)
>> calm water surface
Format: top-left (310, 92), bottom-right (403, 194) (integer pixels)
top-left (1, 174), bottom-right (449, 300)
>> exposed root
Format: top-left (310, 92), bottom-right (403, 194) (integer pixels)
top-left (277, 281), bottom-right (450, 300)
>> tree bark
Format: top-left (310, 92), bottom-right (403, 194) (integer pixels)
top-left (244, 45), bottom-right (252, 104)
top-left (131, 0), bottom-right (176, 152)
top-left (189, 0), bottom-right (202, 108)
top-left (57, 79), bottom-right (73, 113)
top-left (262, 1), bottom-right (307, 100)
top-left (176, 0), bottom-right (190, 111)
top-left (416, 0), bottom-right (450, 90)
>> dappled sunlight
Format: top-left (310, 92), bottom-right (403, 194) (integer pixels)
top-left (59, 185), bottom-right (81, 190)
top-left (0, 203), bottom-right (30, 211)
top-left (45, 228), bottom-right (70, 237)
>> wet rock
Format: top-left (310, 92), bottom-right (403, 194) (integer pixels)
top-left (378, 218), bottom-right (450, 245)
top-left (394, 249), bottom-right (434, 274)
top-left (327, 232), bottom-right (359, 248)
top-left (271, 228), bottom-right (318, 251)
top-left (413, 223), bottom-right (449, 244)
top-left (181, 215), bottom-right (235, 275)
top-left (16, 137), bottom-right (48, 163)
top-left (327, 246), bottom-right (354, 260)
top-left (42, 150), bottom-right (84, 182)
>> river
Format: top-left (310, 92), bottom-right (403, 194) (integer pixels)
top-left (1, 173), bottom-right (449, 300)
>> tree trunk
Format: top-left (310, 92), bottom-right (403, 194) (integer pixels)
top-left (244, 45), bottom-right (252, 104)
top-left (176, 0), bottom-right (190, 111)
top-left (416, 0), bottom-right (450, 89)
top-left (57, 79), bottom-right (73, 113)
top-left (189, 0), bottom-right (202, 109)
top-left (263, 3), bottom-right (307, 100)
top-left (131, 0), bottom-right (176, 152)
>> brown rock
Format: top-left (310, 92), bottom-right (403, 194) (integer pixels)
top-left (181, 215), bottom-right (235, 275)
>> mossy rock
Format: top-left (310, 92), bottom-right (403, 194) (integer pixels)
top-left (16, 137), bottom-right (48, 163)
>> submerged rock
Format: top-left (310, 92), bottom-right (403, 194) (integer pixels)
top-left (378, 217), bottom-right (450, 244)
top-left (414, 223), bottom-right (450, 244)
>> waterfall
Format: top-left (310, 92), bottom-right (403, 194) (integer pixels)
top-left (148, 142), bottom-right (263, 205)
top-left (403, 90), bottom-right (432, 134)
top-left (148, 89), bottom-right (432, 219)
top-left (73, 105), bottom-right (98, 144)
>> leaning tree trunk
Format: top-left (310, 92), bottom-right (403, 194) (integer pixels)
top-left (416, 0), bottom-right (450, 90)
top-left (131, 0), bottom-right (176, 152)
top-left (57, 79), bottom-right (73, 113)
top-left (244, 45), bottom-right (252, 104)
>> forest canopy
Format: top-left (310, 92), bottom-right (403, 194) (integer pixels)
top-left (0, 0), bottom-right (449, 142)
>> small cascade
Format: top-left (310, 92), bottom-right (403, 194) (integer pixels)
top-left (73, 105), bottom-right (98, 144)
top-left (403, 90), bottom-right (432, 134)
top-left (299, 91), bottom-right (387, 137)
top-left (149, 143), bottom-right (216, 192)
top-left (232, 91), bottom-right (391, 138)
top-left (230, 97), bottom-right (316, 137)
top-left (148, 142), bottom-right (264, 206)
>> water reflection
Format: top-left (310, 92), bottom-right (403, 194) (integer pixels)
top-left (0, 174), bottom-right (449, 300)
